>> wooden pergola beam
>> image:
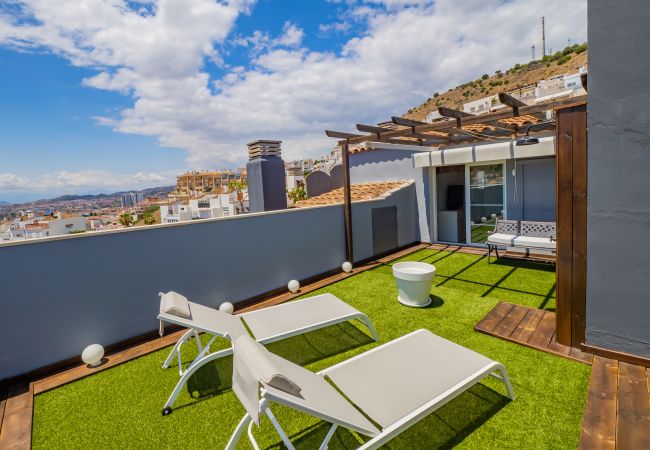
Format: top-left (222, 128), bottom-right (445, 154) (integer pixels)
top-left (438, 107), bottom-right (473, 119)
top-left (498, 92), bottom-right (526, 116)
top-left (325, 130), bottom-right (363, 140)
top-left (355, 124), bottom-right (386, 134)
top-left (331, 95), bottom-right (585, 145)
top-left (391, 116), bottom-right (428, 127)
top-left (438, 107), bottom-right (473, 129)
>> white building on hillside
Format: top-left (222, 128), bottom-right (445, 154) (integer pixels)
top-left (285, 161), bottom-right (305, 191)
top-left (535, 68), bottom-right (587, 103)
top-left (160, 192), bottom-right (248, 224)
top-left (48, 217), bottom-right (86, 236)
top-left (1, 215), bottom-right (87, 242)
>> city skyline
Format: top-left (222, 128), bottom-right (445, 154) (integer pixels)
top-left (0, 0), bottom-right (587, 202)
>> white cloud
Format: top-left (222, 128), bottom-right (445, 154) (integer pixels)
top-left (0, 0), bottom-right (587, 170)
top-left (0, 170), bottom-right (178, 194)
top-left (318, 21), bottom-right (351, 35)
top-left (0, 173), bottom-right (30, 191)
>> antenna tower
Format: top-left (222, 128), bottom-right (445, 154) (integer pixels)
top-left (541, 17), bottom-right (546, 57)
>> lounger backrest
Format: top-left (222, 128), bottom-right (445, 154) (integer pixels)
top-left (520, 221), bottom-right (556, 238)
top-left (495, 219), bottom-right (519, 235)
top-left (231, 335), bottom-right (380, 436)
top-left (158, 300), bottom-right (249, 339)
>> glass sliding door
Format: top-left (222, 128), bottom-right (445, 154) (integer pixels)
top-left (466, 163), bottom-right (505, 244)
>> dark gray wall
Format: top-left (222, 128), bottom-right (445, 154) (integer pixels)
top-left (586, 0), bottom-right (650, 357)
top-left (247, 156), bottom-right (288, 212)
top-left (350, 148), bottom-right (431, 242)
top-left (352, 183), bottom-right (418, 262)
top-left (506, 157), bottom-right (556, 221)
top-left (305, 170), bottom-right (332, 197)
top-left (0, 189), bottom-right (417, 380)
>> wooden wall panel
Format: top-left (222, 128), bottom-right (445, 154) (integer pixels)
top-left (571, 106), bottom-right (588, 346)
top-left (556, 103), bottom-right (587, 347)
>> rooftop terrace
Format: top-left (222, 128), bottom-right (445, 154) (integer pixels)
top-left (1, 245), bottom-right (648, 449)
top-left (15, 247), bottom-right (592, 448)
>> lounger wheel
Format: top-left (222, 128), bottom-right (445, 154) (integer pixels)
top-left (162, 406), bottom-right (173, 416)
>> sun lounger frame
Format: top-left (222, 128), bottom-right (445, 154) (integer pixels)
top-left (158, 294), bottom-right (378, 415)
top-left (226, 330), bottom-right (515, 450)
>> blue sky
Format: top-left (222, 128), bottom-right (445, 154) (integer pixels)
top-left (0, 0), bottom-right (587, 203)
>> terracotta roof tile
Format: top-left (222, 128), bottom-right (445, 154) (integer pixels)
top-left (295, 181), bottom-right (410, 207)
top-left (462, 123), bottom-right (496, 132)
top-left (498, 114), bottom-right (541, 127)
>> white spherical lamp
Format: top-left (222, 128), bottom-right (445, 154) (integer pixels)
top-left (288, 279), bottom-right (300, 293)
top-left (218, 302), bottom-right (234, 314)
top-left (491, 213), bottom-right (497, 220)
top-left (481, 216), bottom-right (487, 223)
top-left (82, 344), bottom-right (104, 367)
top-left (342, 261), bottom-right (353, 273)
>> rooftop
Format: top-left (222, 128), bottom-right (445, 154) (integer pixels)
top-left (29, 248), bottom-right (592, 449)
top-left (295, 181), bottom-right (410, 207)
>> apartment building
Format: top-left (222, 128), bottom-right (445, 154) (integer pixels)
top-left (175, 169), bottom-right (246, 195)
top-left (120, 192), bottom-right (144, 208)
top-left (160, 192), bottom-right (248, 224)
top-left (1, 214), bottom-right (86, 242)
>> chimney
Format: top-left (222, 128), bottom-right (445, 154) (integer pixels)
top-left (246, 140), bottom-right (288, 212)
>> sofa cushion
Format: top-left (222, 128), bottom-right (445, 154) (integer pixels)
top-left (513, 236), bottom-right (556, 249)
top-left (487, 233), bottom-right (517, 246)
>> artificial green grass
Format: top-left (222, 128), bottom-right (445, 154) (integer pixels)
top-left (33, 249), bottom-right (586, 449)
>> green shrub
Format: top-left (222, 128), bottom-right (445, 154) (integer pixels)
top-left (433, 92), bottom-right (439, 97)
top-left (556, 55), bottom-right (571, 65)
top-left (574, 43), bottom-right (587, 54)
top-left (482, 73), bottom-right (489, 80)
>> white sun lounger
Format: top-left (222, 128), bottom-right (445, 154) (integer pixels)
top-left (226, 329), bottom-right (515, 450)
top-left (157, 292), bottom-right (378, 415)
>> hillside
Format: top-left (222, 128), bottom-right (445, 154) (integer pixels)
top-left (405, 44), bottom-right (588, 121)
top-left (34, 185), bottom-right (175, 204)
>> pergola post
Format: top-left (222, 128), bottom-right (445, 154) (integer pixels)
top-left (341, 141), bottom-right (353, 263)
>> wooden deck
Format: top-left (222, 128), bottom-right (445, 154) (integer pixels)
top-left (475, 302), bottom-right (593, 364)
top-left (580, 357), bottom-right (650, 450)
top-left (476, 302), bottom-right (650, 449)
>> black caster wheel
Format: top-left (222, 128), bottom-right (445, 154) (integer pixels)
top-left (162, 407), bottom-right (173, 416)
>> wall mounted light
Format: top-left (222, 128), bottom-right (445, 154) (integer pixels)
top-left (516, 121), bottom-right (555, 146)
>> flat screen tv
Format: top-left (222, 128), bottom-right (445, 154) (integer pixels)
top-left (447, 185), bottom-right (464, 210)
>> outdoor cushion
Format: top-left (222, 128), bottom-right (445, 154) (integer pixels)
top-left (233, 335), bottom-right (302, 424)
top-left (487, 233), bottom-right (517, 246)
top-left (160, 291), bottom-right (191, 319)
top-left (237, 335), bottom-right (302, 396)
top-left (513, 235), bottom-right (556, 249)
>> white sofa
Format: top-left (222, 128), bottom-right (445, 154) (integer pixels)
top-left (487, 219), bottom-right (556, 262)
